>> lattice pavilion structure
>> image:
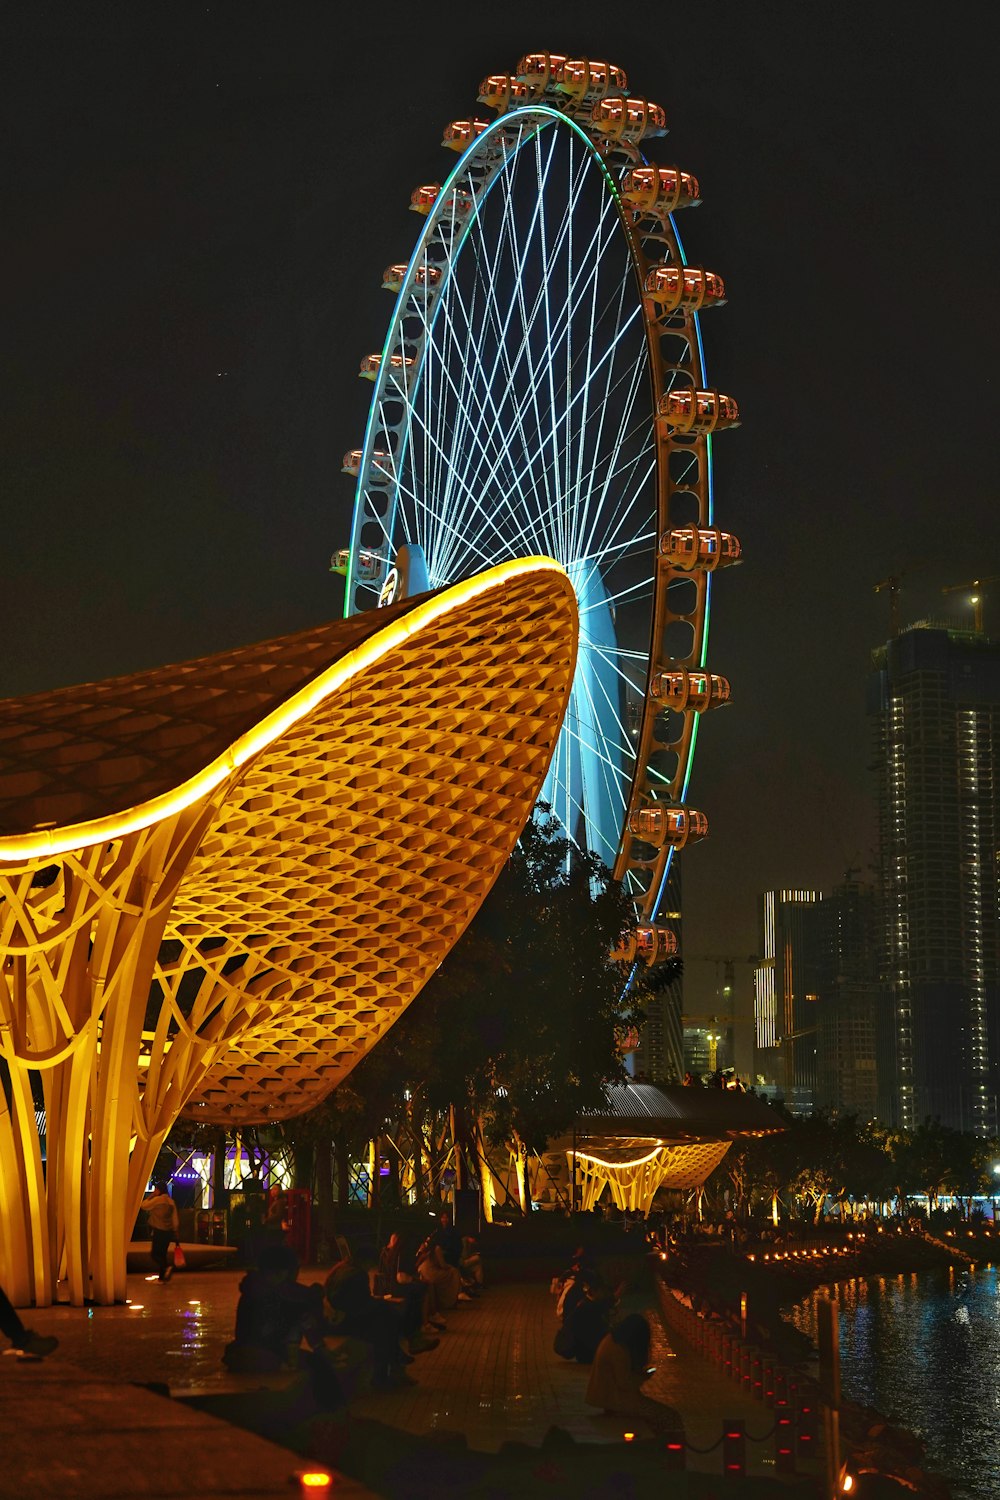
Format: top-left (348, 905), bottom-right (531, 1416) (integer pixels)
top-left (0, 559), bottom-right (577, 1307)
top-left (567, 1082), bottom-right (784, 1215)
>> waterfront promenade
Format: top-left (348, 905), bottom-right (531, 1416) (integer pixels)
top-left (1, 1266), bottom-right (822, 1497)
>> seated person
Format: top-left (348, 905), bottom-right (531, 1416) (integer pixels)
top-left (432, 1209), bottom-right (462, 1268)
top-left (585, 1314), bottom-right (683, 1436)
top-left (556, 1274), bottom-right (614, 1364)
top-left (416, 1226), bottom-right (462, 1311)
top-left (223, 1242), bottom-right (327, 1373)
top-left (377, 1233), bottom-right (440, 1352)
top-left (325, 1249), bottom-right (413, 1388)
top-left (555, 1249), bottom-right (597, 1320)
top-left (460, 1235), bottom-right (484, 1288)
top-left (430, 1209), bottom-right (474, 1297)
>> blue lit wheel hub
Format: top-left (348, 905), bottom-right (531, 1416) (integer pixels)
top-left (335, 56), bottom-right (741, 933)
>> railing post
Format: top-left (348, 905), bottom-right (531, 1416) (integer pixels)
top-left (722, 1418), bottom-right (747, 1480)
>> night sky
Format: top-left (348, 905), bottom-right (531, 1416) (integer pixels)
top-left (4, 5), bottom-right (999, 1015)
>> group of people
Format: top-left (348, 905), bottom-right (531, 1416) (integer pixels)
top-left (222, 1209), bottom-right (485, 1398)
top-left (551, 1247), bottom-right (683, 1437)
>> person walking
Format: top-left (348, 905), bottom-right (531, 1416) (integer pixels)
top-left (142, 1179), bottom-right (181, 1282)
top-left (0, 1283), bottom-right (58, 1358)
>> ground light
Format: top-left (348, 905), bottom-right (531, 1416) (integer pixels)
top-left (295, 1472), bottom-right (333, 1492)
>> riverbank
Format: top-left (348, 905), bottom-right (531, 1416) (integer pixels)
top-left (659, 1228), bottom-right (978, 1499)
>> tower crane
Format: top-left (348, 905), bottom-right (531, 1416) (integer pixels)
top-left (682, 954), bottom-right (758, 1071)
top-left (874, 575), bottom-right (903, 639)
top-left (942, 575), bottom-right (1000, 634)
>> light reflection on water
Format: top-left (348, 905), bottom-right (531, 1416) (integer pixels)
top-left (787, 1266), bottom-right (1000, 1500)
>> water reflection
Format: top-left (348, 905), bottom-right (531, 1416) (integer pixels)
top-left (789, 1266), bottom-right (1000, 1500)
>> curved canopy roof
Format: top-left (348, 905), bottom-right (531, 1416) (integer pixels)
top-left (0, 560), bottom-right (578, 1123)
top-left (579, 1081), bottom-right (785, 1140)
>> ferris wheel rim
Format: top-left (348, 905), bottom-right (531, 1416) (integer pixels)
top-left (341, 94), bottom-right (723, 922)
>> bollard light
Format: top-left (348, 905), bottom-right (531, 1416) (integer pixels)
top-left (623, 1431), bottom-right (635, 1443)
top-left (664, 1430), bottom-right (686, 1471)
top-left (296, 1472), bottom-right (333, 1492)
top-left (796, 1396), bottom-right (819, 1459)
top-left (775, 1412), bottom-right (796, 1474)
top-left (722, 1418), bottom-right (746, 1479)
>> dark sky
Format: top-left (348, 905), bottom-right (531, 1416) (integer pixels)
top-left (4, 5), bottom-right (999, 1014)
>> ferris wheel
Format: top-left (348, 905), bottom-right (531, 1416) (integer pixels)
top-left (333, 53), bottom-right (741, 955)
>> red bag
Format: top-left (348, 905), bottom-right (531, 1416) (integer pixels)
top-left (173, 1244), bottom-right (186, 1269)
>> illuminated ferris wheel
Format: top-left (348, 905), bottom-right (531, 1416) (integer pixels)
top-left (333, 52), bottom-right (741, 955)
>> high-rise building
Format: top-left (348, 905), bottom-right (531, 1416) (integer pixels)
top-left (814, 879), bottom-right (879, 1119)
top-left (754, 888), bottom-right (823, 1112)
top-left (868, 625), bottom-right (1000, 1134)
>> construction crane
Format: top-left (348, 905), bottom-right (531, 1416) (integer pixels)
top-left (683, 954), bottom-right (758, 1072)
top-left (874, 561), bottom-right (936, 638)
top-left (874, 575), bottom-right (903, 638)
top-left (679, 1012), bottom-right (735, 1071)
top-left (942, 575), bottom-right (1000, 634)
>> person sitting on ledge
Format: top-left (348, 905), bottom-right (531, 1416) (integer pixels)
top-left (585, 1313), bottom-right (683, 1436)
top-left (325, 1247), bottom-right (415, 1389)
top-left (460, 1234), bottom-right (484, 1289)
top-left (223, 1242), bottom-right (327, 1374)
top-left (0, 1282), bottom-right (58, 1359)
top-left (416, 1220), bottom-right (463, 1310)
top-left (379, 1232), bottom-right (444, 1345)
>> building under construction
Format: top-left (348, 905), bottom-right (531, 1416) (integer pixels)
top-left (868, 622), bottom-right (1000, 1134)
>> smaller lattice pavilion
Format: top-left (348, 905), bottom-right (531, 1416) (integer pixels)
top-left (569, 1081), bottom-right (785, 1215)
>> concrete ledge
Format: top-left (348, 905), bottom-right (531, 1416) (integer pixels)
top-left (0, 1350), bottom-right (374, 1498)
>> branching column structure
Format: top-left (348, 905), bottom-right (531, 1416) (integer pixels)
top-left (0, 560), bottom-right (577, 1307)
top-left (571, 1139), bottom-right (732, 1215)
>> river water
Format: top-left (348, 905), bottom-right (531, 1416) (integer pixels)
top-left (787, 1265), bottom-right (1000, 1500)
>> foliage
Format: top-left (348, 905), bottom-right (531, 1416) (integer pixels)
top-left (710, 1107), bottom-right (1000, 1223)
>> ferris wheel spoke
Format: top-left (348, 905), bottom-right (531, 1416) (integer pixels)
top-left (558, 702), bottom-right (632, 853)
top-left (553, 713), bottom-right (632, 806)
top-left (573, 362), bottom-right (654, 568)
top-left (429, 175), bottom-right (634, 562)
top-left (573, 644), bottom-right (639, 752)
top-left (423, 286), bottom-right (542, 538)
top-left (567, 267), bottom-right (645, 563)
top-left (408, 284), bottom-right (518, 524)
top-left (372, 434), bottom-right (507, 580)
top-left (448, 312), bottom-right (649, 565)
top-left (581, 635), bottom-right (647, 696)
top-left (569, 315), bottom-right (650, 564)
top-left (404, 345), bottom-right (559, 572)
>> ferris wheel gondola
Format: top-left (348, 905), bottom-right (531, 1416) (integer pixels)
top-left (332, 52), bottom-right (741, 937)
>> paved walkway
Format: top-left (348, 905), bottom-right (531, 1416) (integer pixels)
top-left (348, 1281), bottom-right (792, 1477)
top-left (11, 1267), bottom-right (815, 1488)
top-left (0, 1345), bottom-right (371, 1499)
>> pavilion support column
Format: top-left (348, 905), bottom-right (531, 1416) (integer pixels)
top-left (45, 1019), bottom-right (99, 1307)
top-left (0, 1087), bottom-right (36, 1305)
top-left (87, 809), bottom-right (212, 1305)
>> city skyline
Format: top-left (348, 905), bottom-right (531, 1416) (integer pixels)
top-left (5, 7), bottom-right (999, 1013)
